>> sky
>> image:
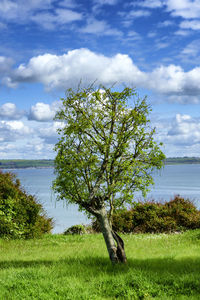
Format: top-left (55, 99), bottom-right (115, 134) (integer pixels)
top-left (0, 0), bottom-right (200, 159)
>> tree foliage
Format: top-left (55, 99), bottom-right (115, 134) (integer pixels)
top-left (0, 171), bottom-right (53, 239)
top-left (53, 85), bottom-right (165, 263)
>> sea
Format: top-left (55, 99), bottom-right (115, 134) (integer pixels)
top-left (4, 164), bottom-right (200, 234)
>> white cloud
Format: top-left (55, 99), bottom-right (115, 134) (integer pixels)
top-left (175, 29), bottom-right (191, 36)
top-left (0, 103), bottom-right (24, 120)
top-left (120, 8), bottom-right (151, 27)
top-left (0, 139), bottom-right (54, 159)
top-left (158, 20), bottom-right (174, 27)
top-left (2, 48), bottom-right (200, 101)
top-left (29, 101), bottom-right (61, 121)
top-left (127, 30), bottom-right (141, 40)
top-left (165, 0), bottom-right (200, 19)
top-left (31, 8), bottom-right (82, 30)
top-left (59, 0), bottom-right (77, 8)
top-left (80, 18), bottom-right (122, 36)
top-left (0, 0), bottom-right (52, 22)
top-left (100, 0), bottom-right (117, 4)
top-left (0, 0), bottom-right (18, 14)
top-left (128, 10), bottom-right (151, 18)
top-left (167, 114), bottom-right (200, 145)
top-left (120, 9), bottom-right (151, 24)
top-left (39, 121), bottom-right (65, 144)
top-left (177, 40), bottom-right (200, 69)
top-left (147, 64), bottom-right (200, 97)
top-left (0, 143), bottom-right (15, 152)
top-left (56, 8), bottom-right (82, 23)
top-left (0, 56), bottom-right (13, 74)
top-left (152, 113), bottom-right (200, 156)
top-left (5, 120), bottom-right (28, 131)
top-left (29, 103), bottom-right (55, 121)
top-left (180, 40), bottom-right (200, 58)
top-left (0, 120), bottom-right (32, 142)
top-left (93, 0), bottom-right (118, 5)
top-left (180, 20), bottom-right (200, 30)
top-left (136, 0), bottom-right (200, 20)
top-left (92, 0), bottom-right (118, 13)
top-left (135, 0), bottom-right (200, 32)
top-left (147, 31), bottom-right (157, 38)
top-left (30, 12), bottom-right (56, 30)
top-left (5, 48), bottom-right (146, 90)
top-left (156, 42), bottom-right (169, 49)
top-left (168, 95), bottom-right (200, 104)
top-left (134, 0), bottom-right (163, 9)
top-left (0, 0), bottom-right (82, 29)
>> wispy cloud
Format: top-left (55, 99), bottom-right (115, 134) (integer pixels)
top-left (120, 8), bottom-right (151, 27)
top-left (181, 40), bottom-right (200, 57)
top-left (79, 18), bottom-right (122, 36)
top-left (178, 39), bottom-right (200, 66)
top-left (92, 0), bottom-right (118, 13)
top-left (0, 0), bottom-right (52, 22)
top-left (134, 0), bottom-right (200, 32)
top-left (31, 9), bottom-right (83, 30)
top-left (128, 10), bottom-right (151, 18)
top-left (158, 20), bottom-right (175, 27)
top-left (137, 0), bottom-right (200, 19)
top-left (59, 0), bottom-right (77, 8)
top-left (180, 20), bottom-right (200, 31)
top-left (0, 21), bottom-right (7, 29)
top-left (132, 0), bottom-right (163, 9)
top-left (93, 0), bottom-right (118, 6)
top-left (0, 0), bottom-right (82, 29)
top-left (0, 56), bottom-right (14, 74)
top-left (127, 30), bottom-right (141, 40)
top-left (165, 0), bottom-right (200, 19)
top-left (174, 29), bottom-right (192, 36)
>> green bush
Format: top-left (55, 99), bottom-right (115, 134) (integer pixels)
top-left (64, 225), bottom-right (86, 235)
top-left (92, 196), bottom-right (200, 234)
top-left (0, 171), bottom-right (53, 239)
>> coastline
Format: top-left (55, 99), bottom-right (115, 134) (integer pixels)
top-left (1, 157), bottom-right (200, 169)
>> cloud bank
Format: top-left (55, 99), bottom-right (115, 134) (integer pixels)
top-left (1, 48), bottom-right (200, 102)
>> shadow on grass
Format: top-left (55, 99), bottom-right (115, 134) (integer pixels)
top-left (1, 256), bottom-right (200, 276)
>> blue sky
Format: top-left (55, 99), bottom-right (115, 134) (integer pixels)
top-left (0, 0), bottom-right (200, 159)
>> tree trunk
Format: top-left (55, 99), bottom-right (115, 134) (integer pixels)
top-left (97, 207), bottom-right (127, 264)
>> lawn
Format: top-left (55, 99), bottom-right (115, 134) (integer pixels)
top-left (0, 230), bottom-right (200, 299)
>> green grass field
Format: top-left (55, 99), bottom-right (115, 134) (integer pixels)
top-left (0, 230), bottom-right (200, 299)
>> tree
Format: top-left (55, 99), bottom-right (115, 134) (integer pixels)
top-left (53, 85), bottom-right (165, 264)
top-left (0, 171), bottom-right (53, 238)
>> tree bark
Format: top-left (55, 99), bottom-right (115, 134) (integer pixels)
top-left (97, 207), bottom-right (127, 264)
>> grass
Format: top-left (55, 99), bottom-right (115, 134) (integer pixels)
top-left (0, 230), bottom-right (200, 299)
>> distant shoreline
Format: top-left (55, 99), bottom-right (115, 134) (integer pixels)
top-left (1, 157), bottom-right (200, 169)
top-left (0, 159), bottom-right (54, 169)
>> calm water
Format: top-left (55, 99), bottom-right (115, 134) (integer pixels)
top-left (6, 164), bottom-right (200, 233)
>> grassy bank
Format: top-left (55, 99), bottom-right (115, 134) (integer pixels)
top-left (0, 231), bottom-right (200, 299)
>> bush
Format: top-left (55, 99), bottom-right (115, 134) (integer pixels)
top-left (0, 171), bottom-right (53, 239)
top-left (64, 225), bottom-right (86, 235)
top-left (92, 196), bottom-right (200, 234)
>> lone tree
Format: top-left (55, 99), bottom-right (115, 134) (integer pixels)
top-left (53, 86), bottom-right (165, 264)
